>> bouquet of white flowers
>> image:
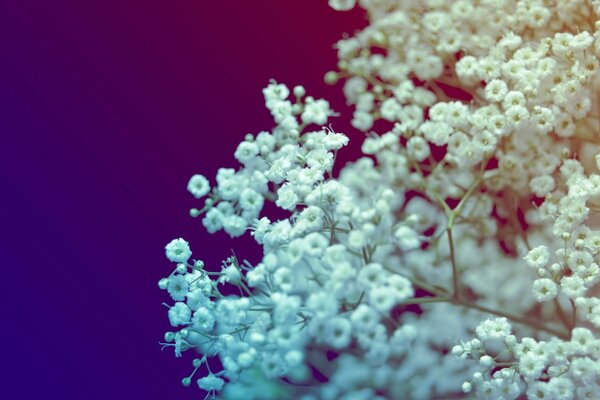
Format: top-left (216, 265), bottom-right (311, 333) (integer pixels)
top-left (159, 1), bottom-right (600, 398)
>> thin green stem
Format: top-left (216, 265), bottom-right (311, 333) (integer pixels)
top-left (400, 296), bottom-right (450, 305)
top-left (398, 277), bottom-right (570, 340)
top-left (447, 225), bottom-right (459, 298)
top-left (451, 298), bottom-right (570, 340)
top-left (570, 299), bottom-right (577, 333)
top-left (554, 298), bottom-right (571, 331)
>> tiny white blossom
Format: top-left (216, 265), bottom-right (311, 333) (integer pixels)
top-left (324, 317), bottom-right (353, 349)
top-left (197, 374), bottom-right (225, 391)
top-left (484, 79), bottom-right (508, 102)
top-left (524, 246), bottom-right (550, 269)
top-left (187, 174), bottom-right (211, 199)
top-left (234, 141), bottom-right (259, 164)
top-left (167, 275), bottom-right (189, 301)
top-left (532, 278), bottom-right (558, 302)
top-left (168, 302), bottom-right (191, 327)
top-left (165, 238), bottom-right (192, 263)
top-left (561, 275), bottom-right (586, 299)
top-left (191, 307), bottom-right (215, 332)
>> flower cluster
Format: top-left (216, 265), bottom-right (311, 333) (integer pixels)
top-left (160, 82), bottom-right (427, 398)
top-left (453, 318), bottom-right (600, 399)
top-left (159, 0), bottom-right (600, 398)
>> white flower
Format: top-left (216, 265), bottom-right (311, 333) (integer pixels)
top-left (324, 317), bottom-right (353, 349)
top-left (302, 98), bottom-right (333, 125)
top-left (357, 263), bottom-right (386, 289)
top-left (502, 91), bottom-right (526, 110)
top-left (276, 183), bottom-right (300, 211)
top-left (395, 225), bottom-right (420, 251)
top-left (306, 148), bottom-right (334, 171)
top-left (192, 307), bottom-right (215, 332)
top-left (234, 141), bottom-right (259, 164)
top-left (420, 121), bottom-right (453, 146)
top-left (167, 275), bottom-right (189, 301)
top-left (187, 174), bottom-right (210, 199)
top-left (222, 215), bottom-right (247, 238)
top-left (406, 136), bottom-right (431, 162)
top-left (197, 374), bottom-right (225, 391)
top-left (303, 232), bottom-right (328, 257)
top-left (168, 302), bottom-right (191, 327)
top-left (351, 110), bottom-right (374, 131)
top-left (263, 81), bottom-right (289, 104)
top-left (219, 264), bottom-right (241, 284)
top-left (247, 265), bottom-right (270, 291)
top-left (561, 275), bottom-right (586, 299)
top-left (323, 131), bottom-right (349, 150)
top-left (350, 304), bottom-right (378, 332)
top-left (554, 114), bottom-right (575, 137)
top-left (386, 275), bottom-right (414, 301)
top-left (530, 175), bottom-right (555, 197)
top-left (571, 327), bottom-right (595, 355)
top-left (165, 238), bottom-right (192, 263)
top-left (380, 98), bottom-right (402, 121)
top-left (519, 353), bottom-right (546, 381)
top-left (505, 105), bottom-right (529, 127)
top-left (202, 208), bottom-right (223, 234)
top-left (567, 251), bottom-right (593, 270)
top-left (531, 106), bottom-right (555, 135)
top-left (475, 318), bottom-right (512, 341)
top-left (186, 289), bottom-right (209, 311)
top-left (369, 286), bottom-right (398, 314)
top-left (273, 267), bottom-right (294, 292)
top-left (524, 246), bottom-right (550, 269)
top-left (532, 278), bottom-right (558, 302)
top-left (239, 188), bottom-right (264, 214)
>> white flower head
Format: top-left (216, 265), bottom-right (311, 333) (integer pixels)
top-left (187, 174), bottom-right (210, 199)
top-left (168, 302), bottom-right (191, 327)
top-left (532, 278), bottom-right (557, 302)
top-left (167, 275), bottom-right (189, 301)
top-left (197, 374), bottom-right (225, 391)
top-left (524, 246), bottom-right (550, 269)
top-left (165, 238), bottom-right (192, 263)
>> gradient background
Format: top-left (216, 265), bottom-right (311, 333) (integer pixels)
top-left (1, 1), bottom-right (365, 399)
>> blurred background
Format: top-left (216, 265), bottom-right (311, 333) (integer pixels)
top-left (0, 1), bottom-right (365, 398)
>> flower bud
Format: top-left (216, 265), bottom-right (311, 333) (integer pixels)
top-left (462, 382), bottom-right (472, 393)
top-left (158, 278), bottom-right (169, 290)
top-left (324, 71), bottom-right (339, 84)
top-left (176, 263), bottom-right (187, 274)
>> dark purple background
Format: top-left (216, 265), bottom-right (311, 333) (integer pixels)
top-left (1, 2), bottom-right (364, 398)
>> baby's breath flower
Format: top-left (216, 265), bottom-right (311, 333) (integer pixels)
top-left (532, 278), bottom-right (558, 302)
top-left (165, 238), bottom-right (192, 263)
top-left (160, 3), bottom-right (600, 398)
top-left (197, 375), bottom-right (225, 391)
top-left (524, 246), bottom-right (550, 269)
top-left (167, 275), bottom-right (189, 301)
top-left (187, 174), bottom-right (210, 199)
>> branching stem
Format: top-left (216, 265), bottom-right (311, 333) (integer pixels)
top-left (400, 282), bottom-right (570, 340)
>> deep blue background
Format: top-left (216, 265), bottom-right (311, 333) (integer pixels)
top-left (0, 1), bottom-right (365, 398)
